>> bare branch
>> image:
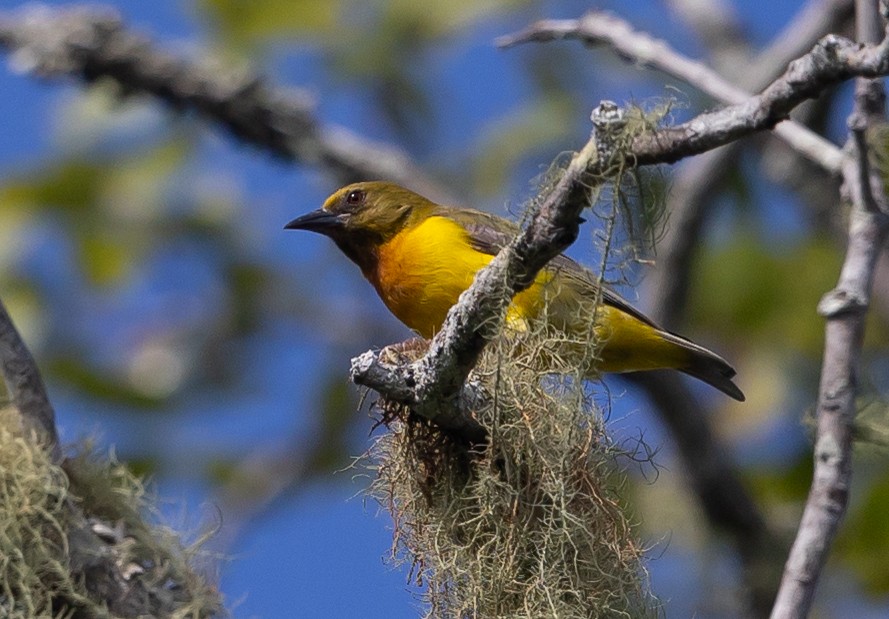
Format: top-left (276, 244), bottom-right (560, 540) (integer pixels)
top-left (498, 10), bottom-right (848, 172)
top-left (630, 30), bottom-right (889, 163)
top-left (0, 302), bottom-right (205, 612)
top-left (667, 0), bottom-right (851, 88)
top-left (0, 4), bottom-right (453, 203)
top-left (501, 2), bottom-right (853, 327)
top-left (772, 2), bottom-right (889, 616)
top-left (0, 299), bottom-right (60, 461)
top-left (639, 8), bottom-right (854, 610)
top-left (651, 0), bottom-right (853, 327)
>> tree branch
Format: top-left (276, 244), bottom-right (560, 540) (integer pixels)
top-left (628, 27), bottom-right (889, 164)
top-left (751, 0), bottom-right (855, 83)
top-left (647, 0), bottom-right (854, 328)
top-left (0, 299), bottom-right (60, 461)
top-left (636, 7), bottom-right (854, 611)
top-left (497, 10), bottom-right (846, 172)
top-left (0, 298), bottom-right (219, 615)
top-left (0, 4), bottom-right (453, 203)
top-left (500, 7), bottom-right (853, 615)
top-left (771, 2), bottom-right (889, 616)
top-left (351, 104), bottom-right (625, 436)
top-left (501, 3), bottom-right (853, 327)
top-left (4, 8), bottom-right (888, 614)
top-left (359, 17), bottom-right (889, 440)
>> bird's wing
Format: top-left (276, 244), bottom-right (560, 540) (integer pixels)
top-left (442, 207), bottom-right (660, 329)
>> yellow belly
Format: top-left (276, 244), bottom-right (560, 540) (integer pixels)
top-left (374, 216), bottom-right (544, 338)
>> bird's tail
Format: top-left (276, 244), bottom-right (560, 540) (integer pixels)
top-left (662, 331), bottom-right (746, 401)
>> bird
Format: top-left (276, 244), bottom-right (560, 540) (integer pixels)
top-left (285, 181), bottom-right (744, 401)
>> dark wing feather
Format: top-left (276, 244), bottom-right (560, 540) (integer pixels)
top-left (444, 207), bottom-right (520, 254)
top-left (441, 206), bottom-right (661, 329)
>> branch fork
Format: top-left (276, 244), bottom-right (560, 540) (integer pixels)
top-left (351, 102), bottom-right (628, 439)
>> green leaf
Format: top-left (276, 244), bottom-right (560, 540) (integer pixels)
top-left (77, 233), bottom-right (132, 286)
top-left (1, 139), bottom-right (191, 286)
top-left (745, 453), bottom-right (813, 505)
top-left (198, 0), bottom-right (341, 48)
top-left (0, 161), bottom-right (105, 214)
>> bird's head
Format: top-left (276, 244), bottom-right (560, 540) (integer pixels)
top-left (285, 181), bottom-right (435, 271)
top-left (286, 181), bottom-right (432, 243)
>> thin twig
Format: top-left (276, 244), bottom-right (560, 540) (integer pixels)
top-left (644, 5), bottom-right (854, 611)
top-left (751, 0), bottom-right (855, 83)
top-left (627, 26), bottom-right (889, 164)
top-left (501, 3), bottom-right (853, 327)
top-left (650, 0), bottom-right (854, 326)
top-left (771, 1), bottom-right (889, 616)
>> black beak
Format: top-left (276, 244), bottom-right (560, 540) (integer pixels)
top-left (284, 209), bottom-right (344, 234)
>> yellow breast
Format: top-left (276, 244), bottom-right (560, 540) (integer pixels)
top-left (374, 216), bottom-right (545, 338)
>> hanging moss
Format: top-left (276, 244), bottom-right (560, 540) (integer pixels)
top-left (367, 325), bottom-right (658, 619)
top-left (0, 406), bottom-right (223, 619)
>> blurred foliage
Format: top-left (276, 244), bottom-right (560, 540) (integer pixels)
top-left (0, 136), bottom-right (190, 286)
top-left (200, 0), bottom-right (529, 49)
top-left (472, 95), bottom-right (575, 195)
top-left (307, 375), bottom-right (360, 474)
top-left (199, 0), bottom-right (341, 46)
top-left (49, 356), bottom-right (168, 409)
top-left (745, 453), bottom-right (813, 508)
top-left (201, 0), bottom-right (537, 143)
top-left (0, 136), bottom-right (217, 402)
top-left (689, 231), bottom-right (889, 355)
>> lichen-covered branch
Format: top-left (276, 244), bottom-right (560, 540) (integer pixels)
top-left (351, 104), bottom-right (625, 435)
top-left (0, 299), bottom-right (60, 461)
top-left (0, 299), bottom-right (221, 615)
top-left (771, 2), bottom-right (889, 616)
top-left (503, 7), bottom-right (857, 615)
top-left (629, 27), bottom-right (889, 164)
top-left (499, 3), bottom-right (853, 328)
top-left (356, 16), bottom-right (889, 442)
top-left (0, 4), bottom-right (452, 202)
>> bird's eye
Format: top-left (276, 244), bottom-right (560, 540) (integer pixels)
top-left (345, 189), bottom-right (365, 206)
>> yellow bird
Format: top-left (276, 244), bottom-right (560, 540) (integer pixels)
top-left (286, 182), bottom-right (744, 401)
